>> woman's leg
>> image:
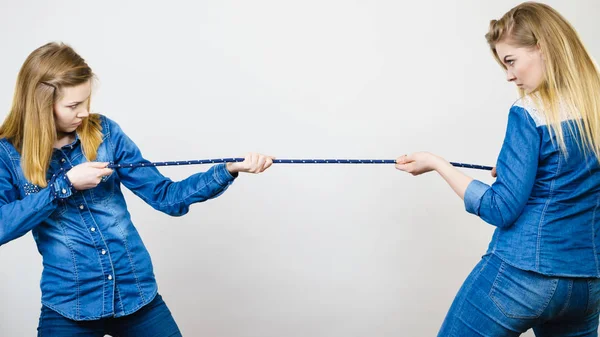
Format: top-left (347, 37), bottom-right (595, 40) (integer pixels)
top-left (37, 305), bottom-right (106, 337)
top-left (108, 293), bottom-right (182, 337)
top-left (438, 254), bottom-right (561, 337)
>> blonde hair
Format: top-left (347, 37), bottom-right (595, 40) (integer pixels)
top-left (0, 42), bottom-right (103, 187)
top-left (485, 2), bottom-right (600, 159)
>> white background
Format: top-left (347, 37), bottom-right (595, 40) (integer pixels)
top-left (1, 1), bottom-right (599, 336)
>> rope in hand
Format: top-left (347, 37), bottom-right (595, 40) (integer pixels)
top-left (106, 158), bottom-right (493, 171)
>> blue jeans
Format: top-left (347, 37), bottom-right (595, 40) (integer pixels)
top-left (438, 253), bottom-right (600, 336)
top-left (37, 293), bottom-right (182, 337)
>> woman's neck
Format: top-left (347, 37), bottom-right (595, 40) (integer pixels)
top-left (54, 131), bottom-right (75, 149)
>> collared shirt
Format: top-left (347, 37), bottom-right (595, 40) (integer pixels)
top-left (0, 115), bottom-right (236, 320)
top-left (465, 97), bottom-right (600, 277)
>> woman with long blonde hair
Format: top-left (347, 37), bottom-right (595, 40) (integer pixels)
top-left (395, 2), bottom-right (600, 335)
top-left (0, 42), bottom-right (274, 336)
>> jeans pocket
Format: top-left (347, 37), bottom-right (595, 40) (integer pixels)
top-left (89, 143), bottom-right (115, 204)
top-left (89, 172), bottom-right (115, 204)
top-left (50, 201), bottom-right (68, 218)
top-left (586, 278), bottom-right (600, 315)
top-left (489, 261), bottom-right (559, 319)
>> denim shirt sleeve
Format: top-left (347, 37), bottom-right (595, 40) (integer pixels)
top-left (463, 105), bottom-right (541, 228)
top-left (105, 117), bottom-right (236, 216)
top-left (0, 150), bottom-right (72, 246)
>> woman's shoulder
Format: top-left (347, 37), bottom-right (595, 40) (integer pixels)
top-left (0, 138), bottom-right (16, 170)
top-left (0, 138), bottom-right (16, 158)
top-left (92, 113), bottom-right (122, 137)
top-left (510, 95), bottom-right (575, 128)
top-left (510, 96), bottom-right (546, 127)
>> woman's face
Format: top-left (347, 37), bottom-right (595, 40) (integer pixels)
top-left (495, 41), bottom-right (545, 93)
top-left (53, 80), bottom-right (91, 134)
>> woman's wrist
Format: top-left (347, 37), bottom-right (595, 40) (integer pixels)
top-left (431, 154), bottom-right (449, 172)
top-left (226, 162), bottom-right (238, 174)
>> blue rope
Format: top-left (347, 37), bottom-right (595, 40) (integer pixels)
top-left (107, 158), bottom-right (493, 171)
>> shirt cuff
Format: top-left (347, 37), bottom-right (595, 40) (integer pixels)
top-left (464, 180), bottom-right (490, 215)
top-left (213, 163), bottom-right (237, 186)
top-left (48, 169), bottom-right (75, 200)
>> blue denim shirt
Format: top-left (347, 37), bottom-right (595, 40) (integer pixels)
top-left (465, 97), bottom-right (600, 277)
top-left (0, 115), bottom-right (236, 320)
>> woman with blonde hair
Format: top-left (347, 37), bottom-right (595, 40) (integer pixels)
top-left (395, 2), bottom-right (600, 335)
top-left (0, 42), bottom-right (274, 336)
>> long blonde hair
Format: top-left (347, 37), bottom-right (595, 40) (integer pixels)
top-left (485, 2), bottom-right (600, 158)
top-left (0, 42), bottom-right (103, 187)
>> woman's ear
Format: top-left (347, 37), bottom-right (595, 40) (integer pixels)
top-left (536, 43), bottom-right (545, 61)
